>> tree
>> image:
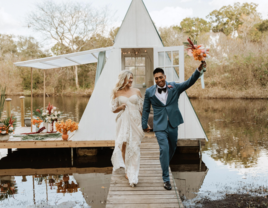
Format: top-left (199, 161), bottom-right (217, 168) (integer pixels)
top-left (174, 17), bottom-right (211, 39)
top-left (207, 2), bottom-right (260, 36)
top-left (0, 35), bottom-right (17, 59)
top-left (27, 1), bottom-right (109, 89)
top-left (255, 20), bottom-right (268, 32)
top-left (238, 13), bottom-right (262, 42)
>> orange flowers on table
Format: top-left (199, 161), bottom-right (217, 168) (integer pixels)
top-left (55, 119), bottom-right (78, 134)
top-left (32, 118), bottom-right (43, 127)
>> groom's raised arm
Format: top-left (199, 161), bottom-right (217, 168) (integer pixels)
top-left (175, 61), bottom-right (205, 93)
top-left (142, 90), bottom-right (151, 130)
top-left (175, 69), bottom-right (200, 93)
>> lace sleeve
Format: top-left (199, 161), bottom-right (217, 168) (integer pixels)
top-left (111, 97), bottom-right (119, 112)
top-left (138, 96), bottom-right (144, 113)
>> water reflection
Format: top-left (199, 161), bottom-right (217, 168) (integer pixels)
top-left (191, 99), bottom-right (268, 168)
top-left (171, 152), bottom-right (208, 200)
top-left (180, 99), bottom-right (268, 207)
top-left (0, 148), bottom-right (113, 208)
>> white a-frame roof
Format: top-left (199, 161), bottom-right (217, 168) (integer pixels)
top-left (14, 47), bottom-right (112, 69)
top-left (114, 0), bottom-right (163, 48)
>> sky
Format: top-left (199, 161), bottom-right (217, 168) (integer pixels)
top-left (1, 0), bottom-right (268, 44)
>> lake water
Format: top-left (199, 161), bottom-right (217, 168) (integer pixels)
top-left (0, 96), bottom-right (267, 207)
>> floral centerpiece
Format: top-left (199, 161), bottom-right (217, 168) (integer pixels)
top-left (34, 103), bottom-right (62, 133)
top-left (32, 117), bottom-right (43, 132)
top-left (55, 119), bottom-right (78, 141)
top-left (0, 115), bottom-right (17, 135)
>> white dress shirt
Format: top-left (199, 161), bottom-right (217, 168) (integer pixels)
top-left (155, 84), bottom-right (168, 105)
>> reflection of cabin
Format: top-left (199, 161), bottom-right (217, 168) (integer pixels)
top-left (171, 152), bottom-right (208, 200)
top-left (0, 148), bottom-right (113, 207)
top-left (13, 0), bottom-right (208, 148)
top-left (73, 173), bottom-right (111, 208)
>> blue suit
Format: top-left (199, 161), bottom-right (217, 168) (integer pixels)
top-left (142, 69), bottom-right (201, 182)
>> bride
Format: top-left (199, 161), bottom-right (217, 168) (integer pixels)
top-left (111, 70), bottom-right (145, 187)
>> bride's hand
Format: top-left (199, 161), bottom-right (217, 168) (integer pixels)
top-left (120, 104), bottom-right (126, 111)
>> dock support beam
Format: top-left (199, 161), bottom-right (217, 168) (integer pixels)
top-left (31, 67), bottom-right (33, 132)
top-left (8, 149), bottom-right (12, 155)
top-left (71, 147), bottom-right (73, 166)
top-left (199, 140), bottom-right (202, 172)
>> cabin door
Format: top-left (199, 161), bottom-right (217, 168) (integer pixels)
top-left (122, 48), bottom-right (153, 90)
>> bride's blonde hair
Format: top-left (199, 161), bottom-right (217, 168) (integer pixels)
top-left (112, 70), bottom-right (133, 98)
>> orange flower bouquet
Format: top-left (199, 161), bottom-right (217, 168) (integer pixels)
top-left (55, 119), bottom-right (78, 141)
top-left (32, 117), bottom-right (43, 132)
top-left (183, 37), bottom-right (210, 61)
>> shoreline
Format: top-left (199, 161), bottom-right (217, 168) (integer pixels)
top-left (5, 88), bottom-right (268, 99)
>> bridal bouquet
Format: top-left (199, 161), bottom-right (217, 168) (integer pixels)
top-left (183, 37), bottom-right (210, 61)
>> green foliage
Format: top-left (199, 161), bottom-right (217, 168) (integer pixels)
top-left (14, 133), bottom-right (61, 141)
top-left (0, 86), bottom-right (6, 120)
top-left (255, 20), bottom-right (268, 32)
top-left (33, 109), bottom-right (46, 122)
top-left (16, 36), bottom-right (49, 58)
top-left (207, 2), bottom-right (259, 36)
top-left (175, 17), bottom-right (211, 38)
top-left (3, 115), bottom-right (17, 132)
top-left (0, 34), bottom-right (17, 59)
top-left (19, 68), bottom-right (43, 90)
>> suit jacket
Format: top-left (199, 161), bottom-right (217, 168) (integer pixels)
top-left (142, 69), bottom-right (200, 131)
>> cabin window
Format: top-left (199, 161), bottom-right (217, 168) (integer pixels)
top-left (125, 57), bottom-right (146, 87)
top-left (157, 51), bottom-right (179, 82)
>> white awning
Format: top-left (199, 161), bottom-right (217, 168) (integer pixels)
top-left (14, 47), bottom-right (113, 69)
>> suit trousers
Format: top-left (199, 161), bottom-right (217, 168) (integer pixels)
top-left (155, 122), bottom-right (178, 182)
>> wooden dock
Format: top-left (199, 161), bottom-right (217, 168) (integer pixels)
top-left (106, 133), bottom-right (184, 208)
top-left (0, 127), bottom-right (205, 149)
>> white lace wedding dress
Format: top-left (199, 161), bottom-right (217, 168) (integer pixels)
top-left (111, 94), bottom-right (144, 186)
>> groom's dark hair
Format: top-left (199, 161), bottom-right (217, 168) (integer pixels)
top-left (153, 68), bottom-right (165, 75)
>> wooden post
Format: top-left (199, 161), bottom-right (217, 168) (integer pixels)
top-left (199, 140), bottom-right (202, 172)
top-left (5, 98), bottom-right (12, 118)
top-left (43, 70), bottom-right (46, 110)
top-left (20, 96), bottom-right (25, 127)
top-left (31, 67), bottom-right (33, 132)
top-left (32, 176), bottom-right (36, 205)
top-left (71, 147), bottom-right (74, 166)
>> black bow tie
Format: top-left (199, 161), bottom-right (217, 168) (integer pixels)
top-left (158, 87), bottom-right (167, 94)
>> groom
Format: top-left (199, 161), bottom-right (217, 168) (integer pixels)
top-left (142, 62), bottom-right (206, 190)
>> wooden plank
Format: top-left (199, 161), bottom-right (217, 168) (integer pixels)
top-left (109, 187), bottom-right (172, 191)
top-left (106, 204), bottom-right (180, 208)
top-left (108, 191), bottom-right (175, 195)
top-left (0, 167), bottom-right (112, 176)
top-left (108, 195), bottom-right (178, 200)
top-left (110, 183), bottom-right (165, 187)
top-left (107, 198), bottom-right (179, 204)
top-left (0, 140), bottom-right (115, 149)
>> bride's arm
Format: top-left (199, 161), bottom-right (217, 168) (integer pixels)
top-left (113, 104), bottom-right (126, 113)
top-left (111, 97), bottom-right (126, 113)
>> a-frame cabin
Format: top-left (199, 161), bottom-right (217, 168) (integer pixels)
top-left (14, 0), bottom-right (208, 146)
